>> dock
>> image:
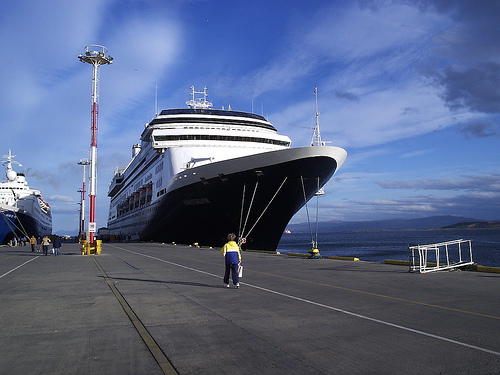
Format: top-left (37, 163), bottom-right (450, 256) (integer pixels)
top-left (1, 242), bottom-right (499, 374)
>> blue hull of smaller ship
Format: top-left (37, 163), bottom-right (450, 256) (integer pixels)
top-left (0, 210), bottom-right (18, 244)
top-left (0, 210), bottom-right (47, 245)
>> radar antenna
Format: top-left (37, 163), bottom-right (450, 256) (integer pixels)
top-left (186, 86), bottom-right (213, 109)
top-left (2, 150), bottom-right (22, 172)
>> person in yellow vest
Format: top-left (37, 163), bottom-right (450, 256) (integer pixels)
top-left (221, 233), bottom-right (241, 288)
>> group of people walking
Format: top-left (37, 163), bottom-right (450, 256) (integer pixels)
top-left (29, 235), bottom-right (62, 256)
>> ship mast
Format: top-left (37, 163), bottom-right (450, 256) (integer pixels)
top-left (2, 150), bottom-right (22, 182)
top-left (311, 86), bottom-right (325, 147)
top-left (3, 150), bottom-right (22, 172)
top-left (303, 87), bottom-right (328, 258)
top-left (311, 87), bottom-right (325, 196)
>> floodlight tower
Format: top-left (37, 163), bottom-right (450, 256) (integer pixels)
top-left (78, 45), bottom-right (113, 243)
top-left (77, 159), bottom-right (90, 239)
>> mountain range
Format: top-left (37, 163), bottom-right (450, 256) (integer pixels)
top-left (288, 215), bottom-right (500, 232)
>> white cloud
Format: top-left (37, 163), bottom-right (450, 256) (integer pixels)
top-left (101, 17), bottom-right (182, 117)
top-left (230, 2), bottom-right (463, 150)
top-left (305, 2), bottom-right (445, 62)
top-left (375, 173), bottom-right (500, 192)
top-left (48, 195), bottom-right (75, 203)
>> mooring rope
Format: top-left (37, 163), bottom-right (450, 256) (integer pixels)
top-left (13, 211), bottom-right (29, 239)
top-left (239, 177), bottom-right (287, 246)
top-left (238, 183), bottom-right (247, 239)
top-left (0, 210), bottom-right (28, 243)
top-left (240, 181), bottom-right (259, 241)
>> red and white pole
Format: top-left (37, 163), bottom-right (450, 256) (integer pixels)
top-left (78, 45), bottom-right (113, 244)
top-left (89, 88), bottom-right (98, 244)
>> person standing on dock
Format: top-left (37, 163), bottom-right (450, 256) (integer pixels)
top-left (41, 235), bottom-right (51, 256)
top-left (29, 236), bottom-right (36, 252)
top-left (221, 233), bottom-right (241, 288)
top-left (52, 235), bottom-right (61, 256)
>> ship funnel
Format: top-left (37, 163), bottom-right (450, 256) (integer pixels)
top-left (132, 144), bottom-right (141, 158)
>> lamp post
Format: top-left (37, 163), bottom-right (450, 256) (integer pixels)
top-left (78, 45), bottom-right (113, 243)
top-left (77, 159), bottom-right (90, 240)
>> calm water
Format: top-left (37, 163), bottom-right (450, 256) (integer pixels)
top-left (277, 228), bottom-right (500, 268)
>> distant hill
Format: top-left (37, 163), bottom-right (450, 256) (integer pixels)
top-left (443, 221), bottom-right (500, 229)
top-left (287, 215), bottom-right (488, 233)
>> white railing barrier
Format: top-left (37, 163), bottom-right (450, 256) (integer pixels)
top-left (408, 239), bottom-right (473, 273)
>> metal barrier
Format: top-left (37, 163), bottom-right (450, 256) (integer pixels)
top-left (408, 239), bottom-right (473, 273)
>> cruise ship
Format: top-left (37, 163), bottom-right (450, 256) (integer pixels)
top-left (107, 87), bottom-right (347, 251)
top-left (0, 151), bottom-right (52, 245)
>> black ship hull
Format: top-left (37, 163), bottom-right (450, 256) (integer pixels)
top-left (110, 147), bottom-right (343, 251)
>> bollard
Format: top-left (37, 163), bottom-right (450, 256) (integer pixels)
top-left (308, 248), bottom-right (322, 259)
top-left (79, 240), bottom-right (100, 255)
top-left (80, 240), bottom-right (88, 255)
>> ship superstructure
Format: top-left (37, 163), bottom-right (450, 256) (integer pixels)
top-left (0, 150), bottom-right (52, 244)
top-left (107, 87), bottom-right (346, 250)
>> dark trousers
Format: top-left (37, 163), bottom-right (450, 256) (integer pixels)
top-left (42, 245), bottom-right (49, 256)
top-left (223, 263), bottom-right (239, 285)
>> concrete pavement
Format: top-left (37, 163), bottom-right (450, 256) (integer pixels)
top-left (1, 242), bottom-right (499, 374)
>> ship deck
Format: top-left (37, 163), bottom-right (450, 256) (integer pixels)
top-left (1, 242), bottom-right (499, 374)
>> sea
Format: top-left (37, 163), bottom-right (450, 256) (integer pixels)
top-left (276, 228), bottom-right (500, 268)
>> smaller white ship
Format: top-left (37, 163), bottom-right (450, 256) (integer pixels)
top-left (0, 151), bottom-right (52, 245)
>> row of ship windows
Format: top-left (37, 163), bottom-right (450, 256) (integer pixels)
top-left (151, 112), bottom-right (273, 130)
top-left (153, 134), bottom-right (290, 147)
top-left (109, 204), bottom-right (158, 223)
top-left (116, 194), bottom-right (153, 218)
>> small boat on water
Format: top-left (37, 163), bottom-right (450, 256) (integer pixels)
top-left (0, 151), bottom-right (52, 245)
top-left (107, 87), bottom-right (347, 251)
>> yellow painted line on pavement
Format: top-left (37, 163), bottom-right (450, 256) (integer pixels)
top-left (0, 255), bottom-right (19, 262)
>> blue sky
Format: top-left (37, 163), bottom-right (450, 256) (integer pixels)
top-left (1, 0), bottom-right (499, 235)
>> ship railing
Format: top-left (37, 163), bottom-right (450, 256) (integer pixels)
top-left (408, 239), bottom-right (473, 273)
top-left (112, 167), bottom-right (125, 178)
top-left (108, 167), bottom-right (126, 196)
